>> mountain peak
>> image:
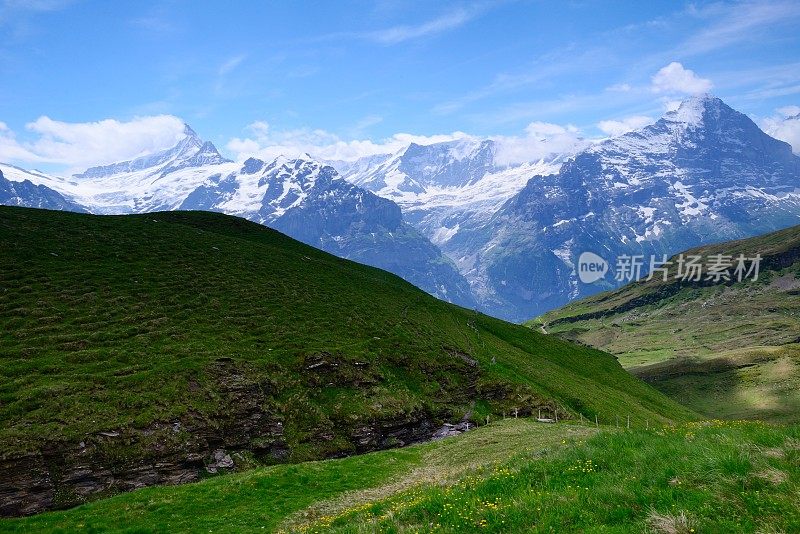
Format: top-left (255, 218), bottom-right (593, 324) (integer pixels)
top-left (685, 92), bottom-right (724, 110)
top-left (241, 157), bottom-right (266, 174)
top-left (663, 93), bottom-right (721, 125)
top-left (197, 140), bottom-right (222, 157)
top-left (183, 123), bottom-right (200, 140)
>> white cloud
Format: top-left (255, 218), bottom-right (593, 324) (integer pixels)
top-left (247, 120), bottom-right (270, 137)
top-left (391, 131), bottom-right (473, 147)
top-left (661, 99), bottom-right (682, 113)
top-left (218, 54), bottom-right (246, 76)
top-left (367, 5), bottom-right (483, 45)
top-left (225, 137), bottom-right (261, 155)
top-left (760, 109), bottom-right (800, 154)
top-left (493, 122), bottom-right (587, 166)
top-left (777, 105), bottom-right (800, 118)
top-left (651, 62), bottom-right (713, 95)
top-left (225, 121), bottom-right (472, 162)
top-left (0, 115), bottom-right (187, 170)
top-left (597, 115), bottom-right (654, 137)
top-left (606, 83), bottom-right (632, 93)
top-left (0, 122), bottom-right (41, 162)
top-left (226, 116), bottom-right (595, 167)
top-left (524, 121), bottom-right (576, 137)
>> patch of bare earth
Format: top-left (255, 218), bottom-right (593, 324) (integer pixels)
top-left (646, 510), bottom-right (695, 534)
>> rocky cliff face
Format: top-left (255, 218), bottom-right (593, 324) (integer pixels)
top-left (0, 358), bottom-right (285, 516)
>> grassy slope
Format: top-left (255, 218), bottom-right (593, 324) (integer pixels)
top-left (312, 421), bottom-right (800, 533)
top-left (0, 420), bottom-right (596, 532)
top-left (534, 224), bottom-right (800, 422)
top-left (0, 206), bottom-right (690, 459)
top-left (3, 420), bottom-right (797, 533)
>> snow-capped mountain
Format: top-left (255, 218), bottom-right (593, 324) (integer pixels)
top-left (456, 94), bottom-right (800, 321)
top-left (0, 130), bottom-right (475, 307)
top-left (340, 139), bottom-right (498, 196)
top-left (332, 138), bottom-right (569, 247)
top-left (0, 167), bottom-right (85, 212)
top-left (0, 125), bottom-right (238, 215)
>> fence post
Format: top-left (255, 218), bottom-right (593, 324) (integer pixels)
top-left (595, 414), bottom-right (598, 428)
top-left (627, 415), bottom-right (630, 429)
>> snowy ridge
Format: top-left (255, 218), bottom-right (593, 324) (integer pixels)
top-left (0, 167), bottom-right (85, 212)
top-left (333, 138), bottom-right (569, 247)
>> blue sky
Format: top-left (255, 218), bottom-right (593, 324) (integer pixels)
top-left (1, 0), bottom-right (800, 172)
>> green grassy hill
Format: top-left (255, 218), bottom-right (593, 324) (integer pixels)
top-left (3, 419), bottom-right (797, 533)
top-left (0, 206), bottom-right (691, 516)
top-left (535, 224), bottom-right (800, 422)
